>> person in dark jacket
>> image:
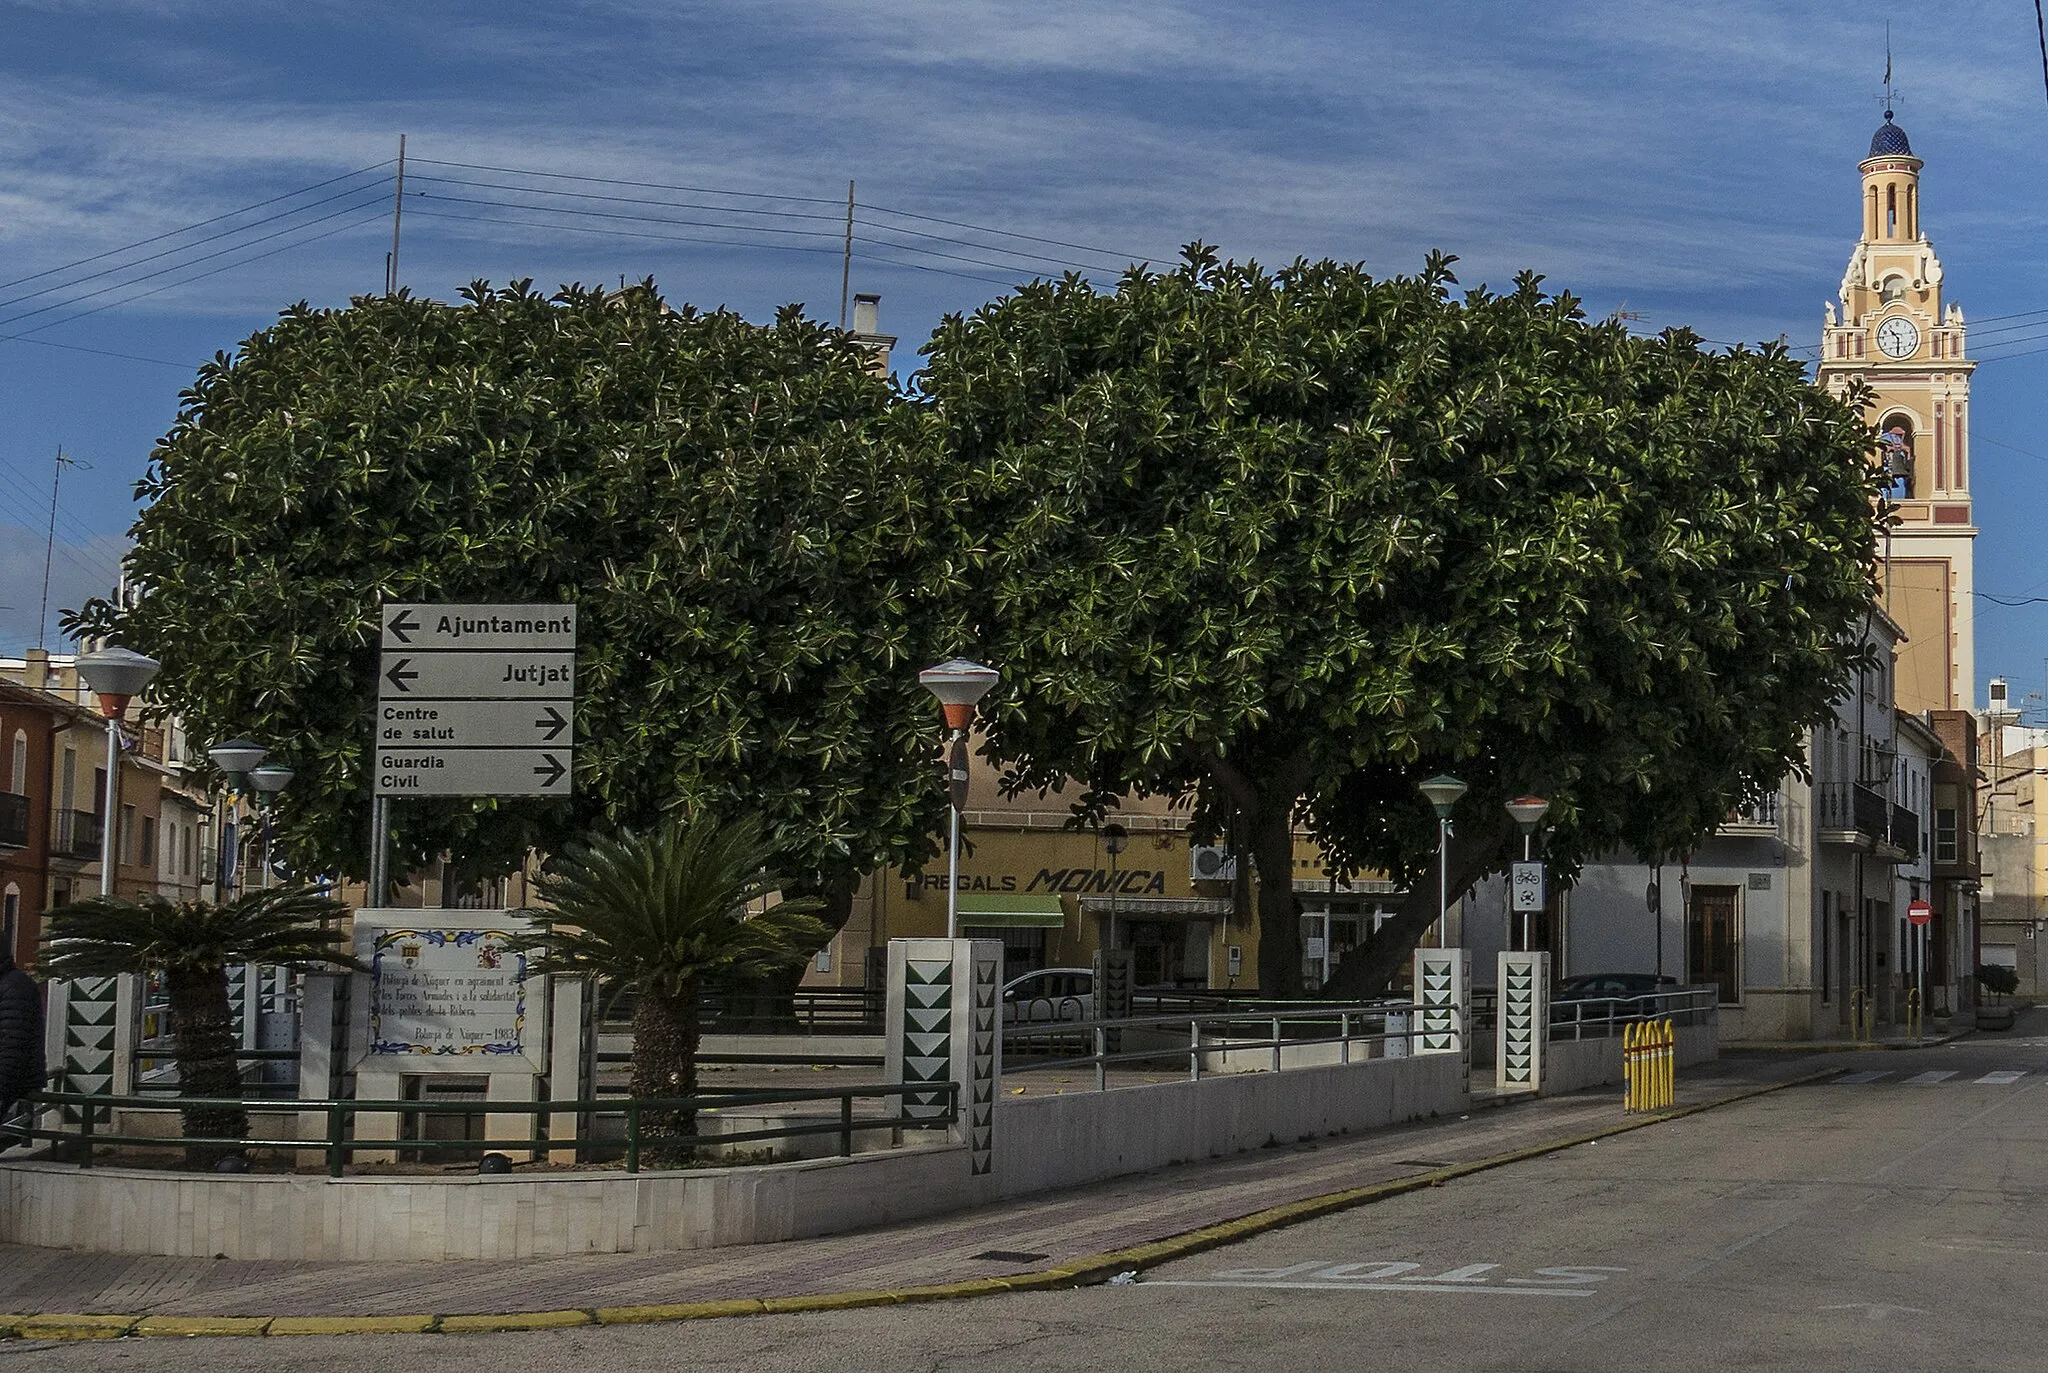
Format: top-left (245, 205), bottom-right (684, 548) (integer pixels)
top-left (0, 949), bottom-right (43, 1148)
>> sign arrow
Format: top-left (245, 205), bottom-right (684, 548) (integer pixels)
top-left (535, 705), bottom-right (568, 741)
top-left (533, 753), bottom-right (566, 788)
top-left (387, 608), bottom-right (419, 644)
top-left (384, 658), bottom-right (418, 693)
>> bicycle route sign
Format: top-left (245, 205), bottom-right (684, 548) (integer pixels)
top-left (375, 603), bottom-right (576, 797)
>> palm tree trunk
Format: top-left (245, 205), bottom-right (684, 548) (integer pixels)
top-left (165, 965), bottom-right (249, 1165)
top-left (630, 976), bottom-right (701, 1166)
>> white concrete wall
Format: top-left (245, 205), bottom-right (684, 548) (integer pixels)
top-left (0, 1051), bottom-right (1472, 1261)
top-left (989, 1052), bottom-right (1468, 1197)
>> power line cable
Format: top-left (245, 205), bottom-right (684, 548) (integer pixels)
top-left (407, 154), bottom-right (1161, 266)
top-left (404, 172), bottom-right (846, 226)
top-left (0, 179), bottom-right (396, 316)
top-left (0, 161), bottom-right (394, 292)
top-left (2, 206), bottom-right (391, 346)
top-left (405, 206), bottom-right (1022, 286)
top-left (0, 192), bottom-right (394, 334)
top-left (408, 189), bottom-right (842, 244)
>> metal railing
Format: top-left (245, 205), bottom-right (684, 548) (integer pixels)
top-left (20, 1082), bottom-right (958, 1177)
top-left (50, 807), bottom-right (102, 860)
top-left (0, 790), bottom-right (28, 849)
top-left (1549, 986), bottom-right (1716, 1040)
top-left (1002, 1000), bottom-right (1445, 1089)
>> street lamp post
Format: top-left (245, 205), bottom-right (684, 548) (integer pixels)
top-left (1418, 775), bottom-right (1468, 946)
top-left (1504, 795), bottom-right (1551, 950)
top-left (1102, 822), bottom-right (1129, 955)
top-left (918, 658), bottom-right (1000, 940)
top-left (250, 763), bottom-right (294, 890)
top-left (207, 739), bottom-right (268, 898)
top-left (75, 646), bottom-right (161, 898)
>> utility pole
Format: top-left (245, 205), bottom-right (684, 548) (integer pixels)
top-left (839, 180), bottom-right (855, 329)
top-left (38, 448), bottom-right (85, 650)
top-left (386, 134), bottom-right (407, 296)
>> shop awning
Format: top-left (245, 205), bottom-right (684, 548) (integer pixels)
top-left (957, 893), bottom-right (1067, 928)
top-left (1076, 895), bottom-right (1234, 919)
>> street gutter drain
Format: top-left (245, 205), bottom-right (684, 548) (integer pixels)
top-left (972, 1250), bottom-right (1051, 1263)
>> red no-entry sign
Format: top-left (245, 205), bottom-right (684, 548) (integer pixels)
top-left (1908, 900), bottom-right (1933, 927)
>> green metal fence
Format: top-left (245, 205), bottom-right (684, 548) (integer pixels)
top-left (21, 1081), bottom-right (958, 1178)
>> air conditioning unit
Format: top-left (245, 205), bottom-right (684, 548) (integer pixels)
top-left (1190, 844), bottom-right (1238, 883)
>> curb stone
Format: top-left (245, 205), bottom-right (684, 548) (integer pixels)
top-left (0, 1069), bottom-right (1836, 1341)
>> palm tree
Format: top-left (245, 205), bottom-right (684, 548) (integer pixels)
top-left (521, 815), bottom-right (828, 1165)
top-left (39, 886), bottom-right (354, 1164)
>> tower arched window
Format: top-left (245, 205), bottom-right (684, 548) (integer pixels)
top-left (1879, 413), bottom-right (1916, 498)
top-left (1880, 276), bottom-right (1906, 304)
top-left (1886, 184), bottom-right (1897, 237)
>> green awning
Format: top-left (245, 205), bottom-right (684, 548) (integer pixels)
top-left (956, 894), bottom-right (1067, 928)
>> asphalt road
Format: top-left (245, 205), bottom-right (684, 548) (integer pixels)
top-left (10, 1033), bottom-right (2048, 1372)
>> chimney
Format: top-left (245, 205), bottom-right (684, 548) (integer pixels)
top-left (848, 293), bottom-right (896, 377)
top-left (23, 648), bottom-right (50, 692)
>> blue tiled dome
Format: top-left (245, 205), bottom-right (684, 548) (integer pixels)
top-left (1869, 116), bottom-right (1913, 157)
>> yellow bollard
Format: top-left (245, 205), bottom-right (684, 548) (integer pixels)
top-left (1658, 1018), bottom-right (1675, 1108)
top-left (1623, 1022), bottom-right (1637, 1112)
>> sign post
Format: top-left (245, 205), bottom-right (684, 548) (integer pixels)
top-left (370, 603), bottom-right (576, 895)
top-left (1908, 899), bottom-right (1933, 1043)
top-left (1510, 860), bottom-right (1546, 950)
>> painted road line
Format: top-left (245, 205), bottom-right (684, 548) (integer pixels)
top-left (1902, 1071), bottom-right (1959, 1085)
top-left (1834, 1071), bottom-right (1891, 1085)
top-left (1975, 1071), bottom-right (2028, 1085)
top-left (1143, 1279), bottom-right (1599, 1297)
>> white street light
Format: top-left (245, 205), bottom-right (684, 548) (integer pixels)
top-left (249, 763), bottom-right (293, 889)
top-left (1102, 822), bottom-right (1128, 953)
top-left (75, 646), bottom-right (160, 898)
top-left (919, 658), bottom-right (999, 939)
top-left (1418, 775), bottom-right (1466, 946)
top-left (208, 738), bottom-right (268, 785)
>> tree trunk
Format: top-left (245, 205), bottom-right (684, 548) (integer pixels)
top-left (1248, 804), bottom-right (1305, 999)
top-left (631, 976), bottom-right (701, 1167)
top-left (722, 876), bottom-right (853, 1031)
top-left (1322, 814), bottom-right (1515, 999)
top-left (166, 965), bottom-right (248, 1167)
top-left (1201, 747), bottom-right (1313, 1000)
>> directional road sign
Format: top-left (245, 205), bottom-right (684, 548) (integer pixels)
top-left (377, 699), bottom-right (572, 748)
top-left (378, 749), bottom-right (571, 796)
top-left (374, 601), bottom-right (576, 798)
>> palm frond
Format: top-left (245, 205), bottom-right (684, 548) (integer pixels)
top-left (521, 814), bottom-right (829, 996)
top-left (39, 885), bottom-right (362, 979)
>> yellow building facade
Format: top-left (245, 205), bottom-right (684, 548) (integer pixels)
top-left (1817, 111), bottom-right (1977, 713)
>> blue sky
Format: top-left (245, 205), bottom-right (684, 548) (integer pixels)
top-left (5, 1), bottom-right (2048, 712)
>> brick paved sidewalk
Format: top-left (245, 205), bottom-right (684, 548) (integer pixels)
top-left (0, 1056), bottom-right (1818, 1320)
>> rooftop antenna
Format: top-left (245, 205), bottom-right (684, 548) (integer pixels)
top-left (38, 447), bottom-right (88, 650)
top-left (1880, 25), bottom-right (1903, 122)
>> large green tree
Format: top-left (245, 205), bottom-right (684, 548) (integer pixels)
top-left (919, 248), bottom-right (1879, 997)
top-left (74, 282), bottom-right (962, 927)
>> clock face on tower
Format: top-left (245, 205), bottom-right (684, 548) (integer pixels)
top-left (1877, 316), bottom-right (1920, 359)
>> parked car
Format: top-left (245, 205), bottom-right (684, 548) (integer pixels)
top-left (1002, 968), bottom-right (1094, 1024)
top-left (1555, 972), bottom-right (1678, 1001)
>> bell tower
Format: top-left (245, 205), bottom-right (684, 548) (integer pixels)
top-left (1817, 108), bottom-right (1976, 713)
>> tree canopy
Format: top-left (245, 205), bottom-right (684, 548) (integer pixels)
top-left (920, 248), bottom-right (1880, 995)
top-left (74, 282), bottom-right (963, 911)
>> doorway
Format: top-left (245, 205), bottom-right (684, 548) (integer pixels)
top-left (1687, 885), bottom-right (1742, 1005)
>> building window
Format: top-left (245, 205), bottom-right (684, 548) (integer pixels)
top-left (120, 804), bottom-right (137, 865)
top-left (1935, 808), bottom-right (1959, 863)
top-left (183, 824), bottom-right (197, 879)
top-left (1, 883), bottom-right (18, 961)
top-left (140, 815), bottom-right (156, 868)
top-left (8, 730), bottom-right (24, 794)
top-left (1687, 885), bottom-right (1742, 1006)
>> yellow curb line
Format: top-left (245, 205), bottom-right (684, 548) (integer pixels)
top-left (0, 1069), bottom-right (1835, 1340)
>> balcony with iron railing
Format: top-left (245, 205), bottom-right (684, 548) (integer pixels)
top-left (0, 791), bottom-right (28, 849)
top-left (1717, 792), bottom-right (1780, 837)
top-left (1816, 781), bottom-right (1920, 859)
top-left (50, 808), bottom-right (103, 861)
